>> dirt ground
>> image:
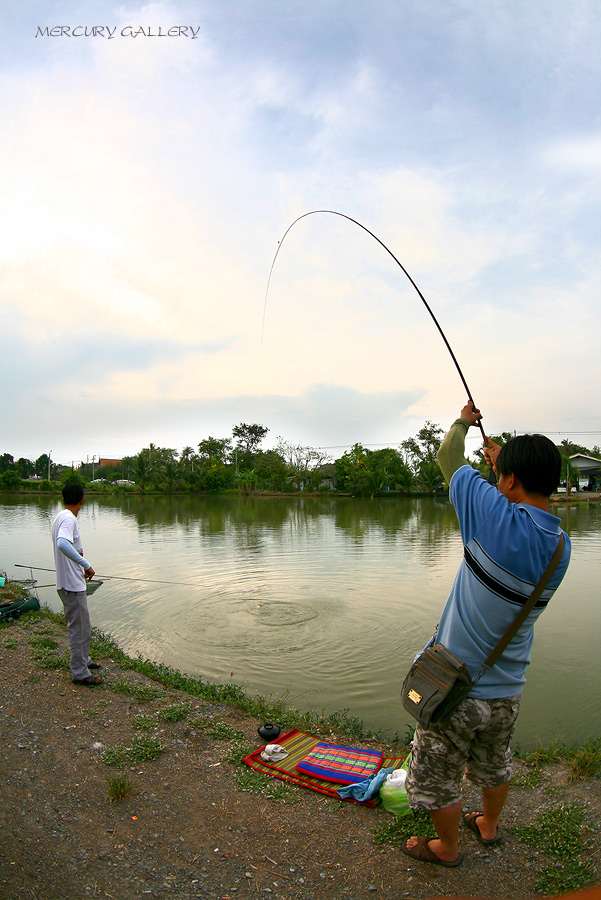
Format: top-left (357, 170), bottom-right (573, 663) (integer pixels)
top-left (1, 611), bottom-right (600, 900)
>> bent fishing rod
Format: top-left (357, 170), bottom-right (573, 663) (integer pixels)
top-left (262, 209), bottom-right (487, 442)
top-left (14, 564), bottom-right (196, 587)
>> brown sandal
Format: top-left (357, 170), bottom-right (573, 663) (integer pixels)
top-left (401, 836), bottom-right (463, 868)
top-left (463, 811), bottom-right (503, 845)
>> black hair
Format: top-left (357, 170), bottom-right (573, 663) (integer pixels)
top-left (496, 434), bottom-right (561, 497)
top-left (62, 483), bottom-right (85, 505)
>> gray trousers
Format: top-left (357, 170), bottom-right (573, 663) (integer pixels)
top-left (57, 589), bottom-right (92, 680)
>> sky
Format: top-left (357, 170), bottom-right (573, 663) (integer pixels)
top-left (1, 0), bottom-right (600, 466)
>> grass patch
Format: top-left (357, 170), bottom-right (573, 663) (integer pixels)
top-left (373, 808), bottom-right (435, 849)
top-left (515, 737), bottom-right (601, 781)
top-left (2, 636), bottom-right (18, 649)
top-left (515, 738), bottom-right (566, 765)
top-left (107, 676), bottom-right (164, 703)
top-left (515, 802), bottom-right (597, 894)
top-left (108, 775), bottom-right (136, 802)
top-left (157, 702), bottom-right (190, 723)
top-left (235, 765), bottom-right (299, 802)
top-left (197, 717), bottom-right (245, 743)
top-left (565, 738), bottom-right (601, 780)
top-left (132, 714), bottom-right (158, 730)
top-left (28, 634), bottom-right (70, 670)
top-left (103, 733), bottom-right (165, 768)
top-left (0, 580), bottom-right (29, 601)
top-left (513, 767), bottom-right (545, 789)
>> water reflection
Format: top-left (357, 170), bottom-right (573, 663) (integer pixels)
top-left (1, 492), bottom-right (599, 748)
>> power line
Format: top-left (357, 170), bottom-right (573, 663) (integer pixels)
top-left (313, 431), bottom-right (601, 453)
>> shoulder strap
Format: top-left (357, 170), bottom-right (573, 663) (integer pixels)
top-left (480, 533), bottom-right (565, 673)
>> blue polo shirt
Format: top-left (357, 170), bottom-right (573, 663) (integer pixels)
top-left (435, 465), bottom-right (571, 698)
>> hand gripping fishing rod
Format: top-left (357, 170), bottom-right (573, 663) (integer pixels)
top-left (262, 210), bottom-right (487, 442)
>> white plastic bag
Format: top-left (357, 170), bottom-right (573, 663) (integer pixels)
top-left (379, 765), bottom-right (410, 816)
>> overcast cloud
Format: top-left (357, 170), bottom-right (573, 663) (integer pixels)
top-left (1, 0), bottom-right (599, 464)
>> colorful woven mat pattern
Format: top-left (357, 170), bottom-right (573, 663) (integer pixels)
top-left (296, 742), bottom-right (383, 784)
top-left (242, 728), bottom-right (405, 806)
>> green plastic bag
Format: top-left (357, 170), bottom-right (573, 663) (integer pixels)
top-left (379, 758), bottom-right (411, 816)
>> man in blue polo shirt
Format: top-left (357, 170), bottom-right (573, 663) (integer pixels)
top-left (403, 403), bottom-right (570, 868)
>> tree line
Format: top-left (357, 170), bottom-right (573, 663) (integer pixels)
top-left (0, 422), bottom-right (598, 496)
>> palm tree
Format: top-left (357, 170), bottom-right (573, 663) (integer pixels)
top-left (133, 452), bottom-right (152, 493)
top-left (163, 461), bottom-right (182, 494)
top-left (180, 446), bottom-right (194, 469)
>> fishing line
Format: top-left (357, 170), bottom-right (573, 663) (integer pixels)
top-left (262, 209), bottom-right (486, 441)
top-left (14, 564), bottom-right (196, 587)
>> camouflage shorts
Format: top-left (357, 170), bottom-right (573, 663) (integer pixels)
top-left (405, 695), bottom-right (521, 811)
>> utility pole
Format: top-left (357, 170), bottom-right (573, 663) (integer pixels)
top-left (47, 451), bottom-right (52, 481)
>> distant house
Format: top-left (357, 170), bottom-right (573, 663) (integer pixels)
top-left (569, 453), bottom-right (601, 491)
top-left (99, 458), bottom-right (122, 468)
top-left (569, 454), bottom-right (601, 476)
top-left (315, 463), bottom-right (336, 491)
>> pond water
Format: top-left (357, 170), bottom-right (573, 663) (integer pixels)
top-left (1, 492), bottom-right (599, 749)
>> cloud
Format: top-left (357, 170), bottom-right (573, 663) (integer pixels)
top-left (541, 135), bottom-right (601, 172)
top-left (0, 0), bottom-right (599, 464)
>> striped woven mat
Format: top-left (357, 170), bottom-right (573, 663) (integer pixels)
top-left (242, 728), bottom-right (406, 806)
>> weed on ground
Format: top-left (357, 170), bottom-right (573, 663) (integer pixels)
top-left (514, 802), bottom-right (598, 894)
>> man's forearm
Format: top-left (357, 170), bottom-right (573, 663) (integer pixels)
top-left (57, 537), bottom-right (91, 570)
top-left (437, 418), bottom-right (471, 483)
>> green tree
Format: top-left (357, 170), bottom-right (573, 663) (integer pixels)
top-left (253, 449), bottom-right (289, 491)
top-left (416, 459), bottom-right (444, 494)
top-left (194, 458), bottom-right (234, 491)
top-left (180, 446), bottom-right (195, 468)
top-left (0, 453), bottom-right (14, 474)
top-left (162, 461), bottom-right (183, 494)
top-left (0, 469), bottom-right (20, 489)
top-left (235, 468), bottom-right (258, 494)
top-left (16, 457), bottom-right (34, 479)
top-left (401, 421), bottom-right (444, 473)
top-left (35, 454), bottom-right (52, 479)
top-left (60, 468), bottom-right (86, 487)
top-left (197, 437), bottom-right (232, 462)
top-left (399, 422), bottom-right (446, 494)
top-left (559, 438), bottom-right (592, 457)
top-left (368, 447), bottom-right (413, 495)
top-left (132, 452), bottom-right (152, 492)
top-left (232, 423), bottom-right (269, 455)
top-left (334, 444), bottom-right (371, 495)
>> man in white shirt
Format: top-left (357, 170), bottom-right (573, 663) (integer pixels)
top-left (51, 483), bottom-right (101, 685)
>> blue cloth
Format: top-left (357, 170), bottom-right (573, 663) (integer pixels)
top-left (336, 766), bottom-right (395, 802)
top-left (435, 464), bottom-right (571, 698)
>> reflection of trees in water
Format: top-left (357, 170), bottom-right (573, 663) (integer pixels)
top-left (77, 492), bottom-right (601, 540)
top-left (549, 501), bottom-right (601, 536)
top-left (0, 493), bottom-right (63, 523)
top-left (333, 496), bottom-right (459, 549)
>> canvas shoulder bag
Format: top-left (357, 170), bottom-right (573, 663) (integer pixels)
top-left (401, 534), bottom-right (565, 728)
